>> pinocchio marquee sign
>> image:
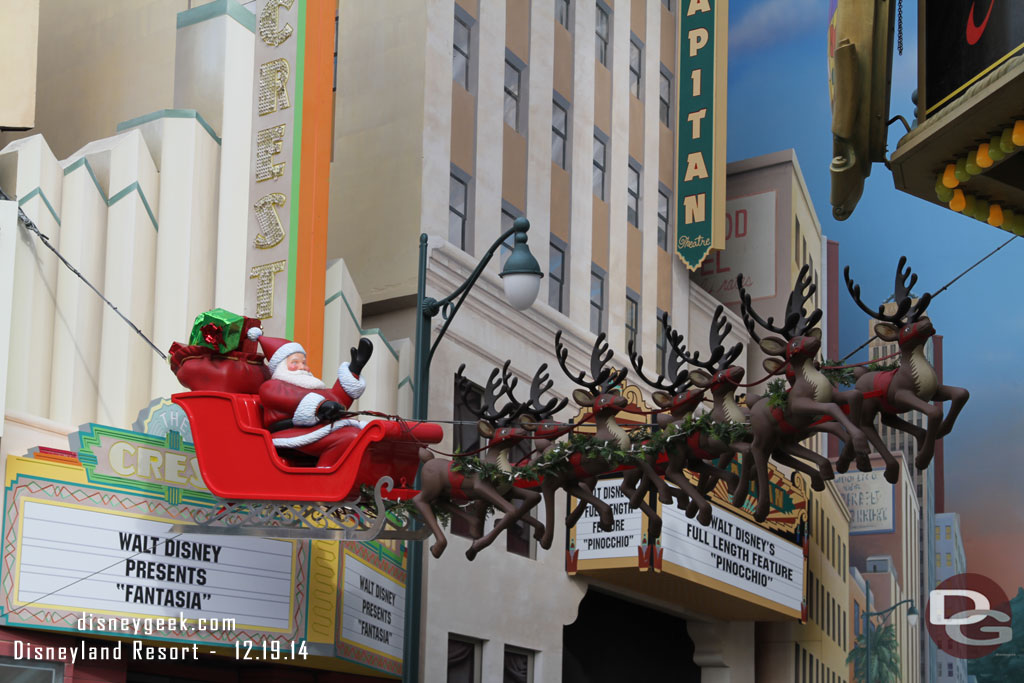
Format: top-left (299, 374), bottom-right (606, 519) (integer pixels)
top-left (675, 0), bottom-right (728, 271)
top-left (245, 0), bottom-right (334, 364)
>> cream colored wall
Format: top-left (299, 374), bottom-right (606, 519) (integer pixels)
top-left (328, 0), bottom-right (432, 305)
top-left (1, 0), bottom-right (186, 160)
top-left (0, 0), bottom-right (39, 129)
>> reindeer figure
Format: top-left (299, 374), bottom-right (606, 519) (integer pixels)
top-left (548, 331), bottom-right (666, 549)
top-left (839, 257), bottom-right (969, 473)
top-left (412, 363), bottom-right (544, 560)
top-left (626, 314), bottom-right (740, 526)
top-left (736, 266), bottom-right (871, 520)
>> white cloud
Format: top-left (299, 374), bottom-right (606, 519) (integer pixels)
top-left (730, 0), bottom-right (827, 54)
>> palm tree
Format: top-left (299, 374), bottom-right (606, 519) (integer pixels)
top-left (847, 623), bottom-right (901, 683)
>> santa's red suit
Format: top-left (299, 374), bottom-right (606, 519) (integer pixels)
top-left (250, 329), bottom-right (367, 463)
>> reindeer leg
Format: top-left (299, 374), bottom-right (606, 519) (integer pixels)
top-left (565, 478), bottom-right (597, 528)
top-left (934, 384), bottom-right (969, 438)
top-left (537, 480), bottom-right (561, 550)
top-left (891, 389), bottom-right (944, 470)
top-left (465, 484), bottom-right (531, 560)
top-left (881, 412), bottom-right (926, 453)
top-left (620, 467), bottom-right (648, 508)
top-left (778, 440), bottom-right (835, 483)
top-left (789, 397), bottom-right (870, 455)
top-left (507, 488), bottom-right (545, 539)
top-left (813, 421), bottom-right (873, 474)
top-left (630, 489), bottom-right (663, 540)
top-left (565, 480), bottom-right (614, 532)
top-left (665, 469), bottom-right (713, 526)
top-left (412, 491), bottom-right (450, 559)
top-left (436, 500), bottom-right (485, 539)
top-left (772, 451), bottom-right (826, 491)
top-left (731, 452), bottom-right (754, 508)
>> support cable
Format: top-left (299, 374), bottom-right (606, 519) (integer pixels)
top-left (0, 185), bottom-right (166, 361)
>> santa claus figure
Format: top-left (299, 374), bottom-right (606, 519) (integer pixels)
top-left (248, 327), bottom-right (374, 465)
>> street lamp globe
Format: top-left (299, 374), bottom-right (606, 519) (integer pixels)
top-left (499, 218), bottom-right (543, 311)
top-left (907, 605), bottom-right (920, 627)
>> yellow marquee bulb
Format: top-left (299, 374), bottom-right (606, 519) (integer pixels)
top-left (955, 158), bottom-right (971, 182)
top-left (988, 204), bottom-right (1004, 227)
top-left (1001, 127), bottom-right (1017, 154)
top-left (1014, 120), bottom-right (1024, 147)
top-left (942, 164), bottom-right (959, 188)
top-left (949, 189), bottom-right (966, 212)
top-left (976, 143), bottom-right (994, 168)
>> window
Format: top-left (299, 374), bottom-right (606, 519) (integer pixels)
top-left (627, 164), bottom-right (640, 226)
top-left (593, 136), bottom-right (606, 199)
top-left (454, 17), bottom-right (471, 89)
top-left (504, 61), bottom-right (521, 131)
top-left (629, 41), bottom-right (642, 97)
top-left (595, 5), bottom-right (609, 66)
top-left (0, 659), bottom-right (63, 683)
top-left (549, 241), bottom-right (566, 312)
top-left (656, 312), bottom-right (668, 376)
top-left (948, 662), bottom-right (953, 677)
top-left (946, 525), bottom-right (951, 539)
top-left (448, 635), bottom-right (481, 683)
top-left (657, 190), bottom-right (670, 250)
top-left (946, 552), bottom-right (952, 566)
top-left (503, 646), bottom-right (533, 683)
top-left (936, 552), bottom-right (940, 568)
top-left (935, 526), bottom-right (940, 540)
top-left (552, 101), bottom-right (568, 168)
top-left (854, 602), bottom-right (860, 635)
top-left (556, 0), bottom-right (571, 29)
top-left (659, 71), bottom-right (671, 126)
top-left (590, 269), bottom-right (604, 334)
top-left (625, 293), bottom-right (639, 350)
top-left (449, 174), bottom-right (468, 249)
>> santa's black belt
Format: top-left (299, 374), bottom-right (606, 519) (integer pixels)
top-left (267, 415), bottom-right (355, 433)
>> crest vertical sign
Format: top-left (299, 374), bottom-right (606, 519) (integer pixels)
top-left (676, 0), bottom-right (728, 271)
top-left (246, 0), bottom-right (334, 371)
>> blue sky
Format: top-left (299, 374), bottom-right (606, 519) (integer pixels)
top-left (725, 0), bottom-right (1023, 593)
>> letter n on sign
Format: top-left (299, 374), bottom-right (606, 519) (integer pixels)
top-left (675, 0), bottom-right (728, 271)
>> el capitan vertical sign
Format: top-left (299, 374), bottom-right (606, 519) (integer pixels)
top-left (676, 0), bottom-right (728, 271)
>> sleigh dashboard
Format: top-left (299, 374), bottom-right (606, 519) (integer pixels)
top-left (171, 391), bottom-right (442, 502)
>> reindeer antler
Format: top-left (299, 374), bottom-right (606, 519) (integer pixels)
top-left (456, 363), bottom-right (515, 425)
top-left (555, 330), bottom-right (627, 396)
top-left (527, 363), bottom-right (569, 419)
top-left (629, 313), bottom-right (691, 393)
top-left (709, 305), bottom-right (744, 369)
top-left (739, 266), bottom-right (821, 340)
top-left (845, 257), bottom-right (933, 324)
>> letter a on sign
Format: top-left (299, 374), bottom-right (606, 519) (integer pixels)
top-left (675, 0), bottom-right (726, 270)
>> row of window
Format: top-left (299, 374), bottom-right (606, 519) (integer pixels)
top-left (811, 495), bottom-right (847, 582)
top-left (448, 635), bottom-right (534, 683)
top-left (794, 643), bottom-right (846, 683)
top-left (808, 571), bottom-right (847, 651)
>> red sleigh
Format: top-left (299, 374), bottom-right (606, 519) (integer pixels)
top-left (170, 391), bottom-right (443, 541)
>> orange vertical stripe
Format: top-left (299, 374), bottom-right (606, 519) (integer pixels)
top-left (294, 0), bottom-right (337, 374)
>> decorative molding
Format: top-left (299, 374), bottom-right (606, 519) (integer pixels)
top-left (324, 288), bottom-right (401, 363)
top-left (176, 0), bottom-right (256, 34)
top-left (16, 188), bottom-right (60, 226)
top-left (116, 109), bottom-right (222, 146)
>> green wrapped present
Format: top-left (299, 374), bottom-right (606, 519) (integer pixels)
top-left (189, 308), bottom-right (245, 354)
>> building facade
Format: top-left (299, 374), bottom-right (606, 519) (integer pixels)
top-left (934, 512), bottom-right (968, 683)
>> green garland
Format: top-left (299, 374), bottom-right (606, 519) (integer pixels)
top-left (821, 358), bottom-right (900, 387)
top-left (766, 378), bottom-right (789, 408)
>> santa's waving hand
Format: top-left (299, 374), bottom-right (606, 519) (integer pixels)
top-left (250, 328), bottom-right (374, 465)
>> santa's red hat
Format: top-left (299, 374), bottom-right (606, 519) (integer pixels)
top-left (247, 327), bottom-right (304, 374)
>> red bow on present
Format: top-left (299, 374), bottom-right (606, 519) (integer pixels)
top-left (201, 323), bottom-right (224, 347)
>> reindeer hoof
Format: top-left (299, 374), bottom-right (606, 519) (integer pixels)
top-left (835, 458), bottom-right (851, 474)
top-left (819, 463), bottom-right (835, 481)
top-left (465, 544), bottom-right (479, 561)
top-left (658, 490), bottom-right (673, 505)
top-left (723, 474), bottom-right (740, 493)
top-left (856, 457), bottom-right (872, 473)
top-left (430, 539), bottom-right (447, 559)
top-left (809, 475), bottom-right (825, 492)
top-left (685, 503), bottom-right (698, 519)
top-left (884, 463), bottom-right (900, 484)
top-left (915, 451), bottom-right (933, 470)
top-left (540, 535), bottom-right (554, 551)
top-left (649, 520), bottom-right (662, 539)
top-left (754, 504), bottom-right (769, 523)
top-left (598, 516), bottom-right (614, 533)
top-left (697, 506), bottom-right (713, 526)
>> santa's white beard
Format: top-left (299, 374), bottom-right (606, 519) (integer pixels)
top-left (272, 363), bottom-right (327, 389)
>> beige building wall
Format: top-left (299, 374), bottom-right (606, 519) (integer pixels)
top-left (0, 0), bottom-right (40, 129)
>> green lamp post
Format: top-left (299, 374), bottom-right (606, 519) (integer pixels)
top-left (861, 598), bottom-right (918, 683)
top-left (402, 216), bottom-right (542, 682)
